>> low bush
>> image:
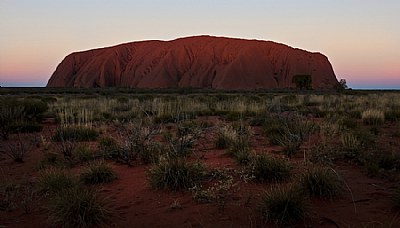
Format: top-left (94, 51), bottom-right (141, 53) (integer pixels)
top-left (53, 126), bottom-right (98, 142)
top-left (48, 186), bottom-right (112, 228)
top-left (147, 158), bottom-right (205, 191)
top-left (138, 142), bottom-right (163, 164)
top-left (250, 155), bottom-right (290, 183)
top-left (98, 137), bottom-right (119, 158)
top-left (308, 143), bottom-right (342, 165)
top-left (165, 122), bottom-right (201, 158)
top-left (116, 122), bottom-right (160, 165)
top-left (259, 184), bottom-right (307, 226)
top-left (298, 166), bottom-right (343, 199)
top-left (80, 161), bottom-right (117, 184)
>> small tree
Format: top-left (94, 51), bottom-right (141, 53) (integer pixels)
top-left (335, 79), bottom-right (348, 92)
top-left (339, 79), bottom-right (348, 89)
top-left (292, 75), bottom-right (312, 90)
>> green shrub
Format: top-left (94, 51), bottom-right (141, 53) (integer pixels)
top-left (80, 161), bottom-right (117, 184)
top-left (48, 187), bottom-right (111, 228)
top-left (147, 158), bottom-right (205, 191)
top-left (251, 155), bottom-right (290, 182)
top-left (39, 168), bottom-right (77, 194)
top-left (298, 166), bottom-right (343, 199)
top-left (53, 126), bottom-right (98, 142)
top-left (259, 185), bottom-right (307, 226)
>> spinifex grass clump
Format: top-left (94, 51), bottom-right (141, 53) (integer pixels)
top-left (264, 114), bottom-right (316, 157)
top-left (298, 166), bottom-right (343, 199)
top-left (3, 136), bottom-right (31, 163)
top-left (215, 125), bottom-right (236, 149)
top-left (147, 158), bottom-right (205, 191)
top-left (80, 161), bottom-right (117, 184)
top-left (223, 123), bottom-right (252, 164)
top-left (115, 121), bottom-right (161, 165)
top-left (340, 132), bottom-right (361, 158)
top-left (164, 120), bottom-right (202, 158)
top-left (48, 187), bottom-right (111, 228)
top-left (259, 184), bottom-right (307, 226)
top-left (361, 109), bottom-right (385, 125)
top-left (53, 126), bottom-right (98, 142)
top-left (38, 168), bottom-right (77, 194)
top-left (250, 154), bottom-right (291, 183)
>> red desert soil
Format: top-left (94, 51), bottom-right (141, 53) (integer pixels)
top-left (1, 117), bottom-right (399, 227)
top-left (47, 36), bottom-right (339, 90)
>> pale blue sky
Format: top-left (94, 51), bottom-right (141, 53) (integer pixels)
top-left (1, 0), bottom-right (399, 88)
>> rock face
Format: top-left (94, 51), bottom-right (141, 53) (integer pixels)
top-left (47, 36), bottom-right (339, 89)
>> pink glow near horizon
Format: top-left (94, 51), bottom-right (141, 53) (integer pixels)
top-left (1, 0), bottom-right (399, 88)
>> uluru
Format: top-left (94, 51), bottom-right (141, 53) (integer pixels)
top-left (47, 36), bottom-right (339, 90)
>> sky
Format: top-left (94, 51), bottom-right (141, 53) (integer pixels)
top-left (0, 0), bottom-right (399, 89)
